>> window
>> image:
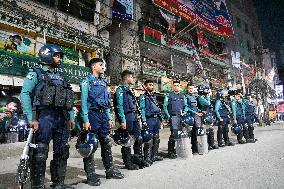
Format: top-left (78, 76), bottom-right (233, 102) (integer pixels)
top-left (236, 17), bottom-right (241, 28)
top-left (57, 0), bottom-right (96, 23)
top-left (247, 40), bottom-right (251, 52)
top-left (245, 23), bottom-right (249, 33)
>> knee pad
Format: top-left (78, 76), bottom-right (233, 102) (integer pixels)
top-left (61, 144), bottom-right (70, 160)
top-left (153, 134), bottom-right (159, 140)
top-left (34, 143), bottom-right (49, 162)
top-left (172, 129), bottom-right (179, 139)
top-left (135, 136), bottom-right (143, 145)
top-left (100, 136), bottom-right (112, 148)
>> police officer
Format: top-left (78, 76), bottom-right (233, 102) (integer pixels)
top-left (140, 80), bottom-right (165, 165)
top-left (197, 86), bottom-right (219, 150)
top-left (215, 89), bottom-right (234, 147)
top-left (243, 94), bottom-right (256, 143)
top-left (20, 44), bottom-right (75, 189)
top-left (231, 91), bottom-right (249, 144)
top-left (80, 58), bottom-right (124, 186)
top-left (114, 70), bottom-right (141, 170)
top-left (185, 84), bottom-right (203, 154)
top-left (163, 81), bottom-right (188, 159)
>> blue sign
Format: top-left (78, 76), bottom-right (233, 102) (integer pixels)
top-left (112, 0), bottom-right (134, 20)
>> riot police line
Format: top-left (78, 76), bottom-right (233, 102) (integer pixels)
top-left (12, 44), bottom-right (257, 189)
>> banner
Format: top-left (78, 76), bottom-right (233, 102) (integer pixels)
top-left (112, 0), bottom-right (134, 20)
top-left (169, 38), bottom-right (195, 55)
top-left (0, 30), bottom-right (35, 55)
top-left (197, 30), bottom-right (208, 48)
top-left (0, 50), bottom-right (89, 84)
top-left (153, 0), bottom-right (233, 38)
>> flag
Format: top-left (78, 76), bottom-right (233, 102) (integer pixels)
top-left (144, 26), bottom-right (163, 46)
top-left (159, 10), bottom-right (181, 33)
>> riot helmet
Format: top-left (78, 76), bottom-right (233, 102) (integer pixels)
top-left (182, 114), bottom-right (195, 126)
top-left (76, 131), bottom-right (99, 158)
top-left (231, 124), bottom-right (242, 135)
top-left (38, 44), bottom-right (64, 66)
top-left (112, 128), bottom-right (132, 147)
top-left (141, 127), bottom-right (153, 143)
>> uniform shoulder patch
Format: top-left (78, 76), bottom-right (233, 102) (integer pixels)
top-left (26, 72), bottom-right (35, 80)
top-left (81, 79), bottom-right (88, 87)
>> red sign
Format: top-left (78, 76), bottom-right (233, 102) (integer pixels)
top-left (153, 0), bottom-right (233, 38)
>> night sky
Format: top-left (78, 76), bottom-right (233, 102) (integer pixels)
top-left (254, 0), bottom-right (284, 66)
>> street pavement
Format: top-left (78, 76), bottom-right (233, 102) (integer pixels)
top-left (0, 122), bottom-right (284, 189)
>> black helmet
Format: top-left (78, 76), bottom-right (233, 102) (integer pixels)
top-left (112, 128), bottom-right (132, 147)
top-left (76, 131), bottom-right (99, 158)
top-left (141, 127), bottom-right (153, 143)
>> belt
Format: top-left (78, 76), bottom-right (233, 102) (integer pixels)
top-left (90, 108), bottom-right (107, 113)
top-left (170, 114), bottom-right (181, 116)
top-left (146, 114), bottom-right (159, 118)
top-left (125, 111), bottom-right (136, 114)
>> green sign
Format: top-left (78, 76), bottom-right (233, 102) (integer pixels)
top-left (0, 50), bottom-right (90, 84)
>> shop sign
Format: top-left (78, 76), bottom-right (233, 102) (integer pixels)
top-left (0, 50), bottom-right (89, 84)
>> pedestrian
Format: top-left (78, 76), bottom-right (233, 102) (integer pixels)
top-left (163, 81), bottom-right (189, 159)
top-left (197, 85), bottom-right (219, 150)
top-left (243, 94), bottom-right (257, 143)
top-left (185, 84), bottom-right (204, 154)
top-left (231, 91), bottom-right (248, 144)
top-left (214, 89), bottom-right (234, 146)
top-left (114, 70), bottom-right (142, 170)
top-left (5, 102), bottom-right (19, 143)
top-left (20, 44), bottom-right (75, 188)
top-left (80, 58), bottom-right (124, 186)
top-left (139, 80), bottom-right (165, 165)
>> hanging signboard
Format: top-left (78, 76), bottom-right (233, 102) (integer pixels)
top-left (153, 0), bottom-right (233, 38)
top-left (169, 38), bottom-right (195, 55)
top-left (112, 0), bottom-right (134, 20)
top-left (161, 77), bottom-right (173, 92)
top-left (0, 50), bottom-right (89, 84)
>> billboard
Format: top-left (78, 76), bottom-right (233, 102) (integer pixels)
top-left (153, 0), bottom-right (233, 38)
top-left (112, 0), bottom-right (134, 20)
top-left (276, 85), bottom-right (283, 96)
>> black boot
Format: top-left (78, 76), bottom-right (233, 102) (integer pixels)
top-left (121, 147), bottom-right (139, 170)
top-left (133, 137), bottom-right (145, 169)
top-left (30, 143), bottom-right (48, 189)
top-left (100, 137), bottom-right (124, 179)
top-left (237, 127), bottom-right (245, 144)
top-left (208, 128), bottom-right (219, 150)
top-left (152, 134), bottom-right (163, 161)
top-left (217, 126), bottom-right (225, 147)
top-left (143, 140), bottom-right (153, 167)
top-left (243, 126), bottom-right (250, 143)
top-left (50, 145), bottom-right (72, 189)
top-left (223, 126), bottom-right (234, 146)
top-left (83, 154), bottom-right (101, 186)
top-left (248, 127), bottom-right (256, 143)
top-left (168, 135), bottom-right (177, 159)
top-left (191, 127), bottom-right (198, 154)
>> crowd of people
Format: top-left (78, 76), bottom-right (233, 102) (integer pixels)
top-left (0, 44), bottom-right (265, 188)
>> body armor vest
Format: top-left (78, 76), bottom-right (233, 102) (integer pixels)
top-left (245, 101), bottom-right (255, 115)
top-left (33, 68), bottom-right (74, 110)
top-left (87, 75), bottom-right (111, 110)
top-left (168, 92), bottom-right (184, 115)
top-left (217, 99), bottom-right (229, 117)
top-left (144, 94), bottom-right (161, 116)
top-left (186, 94), bottom-right (199, 112)
top-left (120, 86), bottom-right (136, 113)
